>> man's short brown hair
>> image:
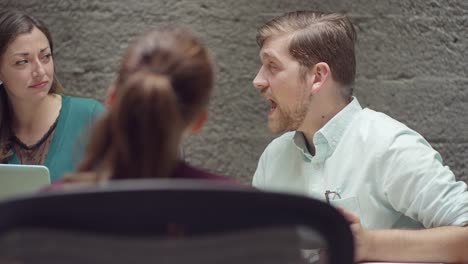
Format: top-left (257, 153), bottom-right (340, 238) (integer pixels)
top-left (257, 11), bottom-right (357, 100)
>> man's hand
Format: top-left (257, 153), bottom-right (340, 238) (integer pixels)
top-left (338, 208), bottom-right (468, 263)
top-left (337, 207), bottom-right (372, 262)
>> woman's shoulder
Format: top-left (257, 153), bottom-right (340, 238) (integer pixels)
top-left (41, 172), bottom-right (98, 192)
top-left (172, 161), bottom-right (237, 182)
top-left (60, 94), bottom-right (105, 118)
top-left (62, 94), bottom-right (104, 109)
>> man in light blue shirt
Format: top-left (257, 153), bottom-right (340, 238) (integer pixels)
top-left (252, 11), bottom-right (468, 262)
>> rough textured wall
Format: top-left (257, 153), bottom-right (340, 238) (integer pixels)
top-left (1, 0), bottom-right (466, 183)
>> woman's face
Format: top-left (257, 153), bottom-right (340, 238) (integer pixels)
top-left (0, 26), bottom-right (54, 103)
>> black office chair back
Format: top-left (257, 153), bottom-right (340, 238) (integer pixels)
top-left (0, 179), bottom-right (354, 263)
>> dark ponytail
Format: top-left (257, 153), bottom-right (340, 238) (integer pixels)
top-left (78, 71), bottom-right (182, 180)
top-left (74, 25), bottom-right (214, 181)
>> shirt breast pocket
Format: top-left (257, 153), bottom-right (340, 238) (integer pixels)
top-left (329, 196), bottom-right (362, 217)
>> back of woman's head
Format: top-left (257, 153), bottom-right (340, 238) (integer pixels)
top-left (77, 25), bottom-right (214, 180)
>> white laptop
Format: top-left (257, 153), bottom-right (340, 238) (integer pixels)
top-left (0, 164), bottom-right (51, 200)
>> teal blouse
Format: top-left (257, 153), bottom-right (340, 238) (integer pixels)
top-left (9, 95), bottom-right (105, 182)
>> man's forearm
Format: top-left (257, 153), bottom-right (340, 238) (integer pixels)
top-left (362, 226), bottom-right (468, 263)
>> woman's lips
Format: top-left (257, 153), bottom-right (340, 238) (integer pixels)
top-left (29, 81), bottom-right (49, 89)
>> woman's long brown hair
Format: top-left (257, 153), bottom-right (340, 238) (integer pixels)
top-left (76, 25), bottom-right (214, 181)
top-left (0, 9), bottom-right (64, 162)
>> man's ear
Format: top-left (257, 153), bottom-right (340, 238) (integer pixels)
top-left (308, 62), bottom-right (331, 94)
top-left (105, 83), bottom-right (117, 109)
top-left (189, 109), bottom-right (208, 135)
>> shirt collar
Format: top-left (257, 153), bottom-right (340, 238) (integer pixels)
top-left (293, 97), bottom-right (362, 162)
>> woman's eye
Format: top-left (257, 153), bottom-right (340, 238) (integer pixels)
top-left (41, 54), bottom-right (52, 62)
top-left (15, 60), bottom-right (28, 65)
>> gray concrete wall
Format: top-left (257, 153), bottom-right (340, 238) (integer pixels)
top-left (1, 0), bottom-right (466, 183)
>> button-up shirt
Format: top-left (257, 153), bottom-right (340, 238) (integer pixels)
top-left (253, 98), bottom-right (468, 229)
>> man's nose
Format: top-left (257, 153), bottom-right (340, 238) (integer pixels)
top-left (253, 68), bottom-right (268, 90)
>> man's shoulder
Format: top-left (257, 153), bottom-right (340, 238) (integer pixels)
top-left (356, 108), bottom-right (415, 136)
top-left (346, 107), bottom-right (431, 157)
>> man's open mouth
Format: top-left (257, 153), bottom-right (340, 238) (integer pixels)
top-left (268, 99), bottom-right (277, 114)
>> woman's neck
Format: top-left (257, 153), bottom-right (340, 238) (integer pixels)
top-left (10, 93), bottom-right (62, 145)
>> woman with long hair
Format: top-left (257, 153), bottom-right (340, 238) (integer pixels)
top-left (63, 25), bottom-right (231, 183)
top-left (0, 9), bottom-right (104, 181)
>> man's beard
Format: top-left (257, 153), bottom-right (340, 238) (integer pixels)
top-left (268, 97), bottom-right (309, 135)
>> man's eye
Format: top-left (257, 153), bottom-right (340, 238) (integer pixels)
top-left (269, 64), bottom-right (278, 71)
